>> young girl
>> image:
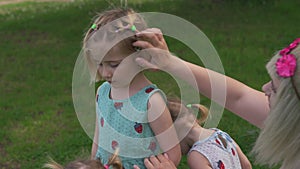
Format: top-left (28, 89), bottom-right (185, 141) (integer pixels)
top-left (82, 8), bottom-right (181, 169)
top-left (167, 98), bottom-right (252, 169)
top-left (133, 30), bottom-right (300, 168)
top-left (44, 149), bottom-right (122, 169)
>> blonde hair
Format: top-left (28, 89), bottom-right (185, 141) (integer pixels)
top-left (44, 149), bottom-right (123, 169)
top-left (167, 97), bottom-right (209, 125)
top-left (82, 8), bottom-right (147, 82)
top-left (252, 43), bottom-right (300, 168)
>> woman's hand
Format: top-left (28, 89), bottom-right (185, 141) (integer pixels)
top-left (134, 28), bottom-right (168, 50)
top-left (133, 28), bottom-right (173, 70)
top-left (133, 153), bottom-right (177, 169)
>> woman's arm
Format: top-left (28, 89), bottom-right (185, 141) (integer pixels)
top-left (176, 60), bottom-right (269, 128)
top-left (148, 92), bottom-right (181, 166)
top-left (134, 29), bottom-right (269, 128)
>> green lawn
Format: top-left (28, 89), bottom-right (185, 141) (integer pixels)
top-left (1, 0), bottom-right (299, 168)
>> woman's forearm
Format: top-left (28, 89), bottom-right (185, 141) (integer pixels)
top-left (165, 56), bottom-right (269, 127)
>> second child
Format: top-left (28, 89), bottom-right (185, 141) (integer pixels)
top-left (167, 98), bottom-right (252, 169)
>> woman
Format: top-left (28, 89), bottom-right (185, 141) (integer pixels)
top-left (132, 29), bottom-right (300, 169)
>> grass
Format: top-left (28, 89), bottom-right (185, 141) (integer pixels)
top-left (0, 0), bottom-right (299, 168)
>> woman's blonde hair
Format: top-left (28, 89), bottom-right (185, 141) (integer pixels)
top-left (44, 149), bottom-right (122, 169)
top-left (82, 8), bottom-right (147, 82)
top-left (252, 42), bottom-right (300, 168)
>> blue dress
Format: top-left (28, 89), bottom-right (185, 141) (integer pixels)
top-left (95, 82), bottom-right (165, 169)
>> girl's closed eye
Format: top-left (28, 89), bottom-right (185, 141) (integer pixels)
top-left (98, 62), bottom-right (120, 68)
top-left (110, 62), bottom-right (120, 68)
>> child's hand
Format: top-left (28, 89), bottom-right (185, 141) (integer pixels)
top-left (146, 154), bottom-right (177, 169)
top-left (133, 28), bottom-right (173, 70)
top-left (135, 153), bottom-right (177, 169)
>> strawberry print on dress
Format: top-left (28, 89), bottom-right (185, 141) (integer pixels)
top-left (215, 139), bottom-right (221, 146)
top-left (148, 140), bottom-right (157, 152)
top-left (111, 140), bottom-right (119, 150)
top-left (217, 160), bottom-right (225, 169)
top-left (134, 122), bottom-right (143, 133)
top-left (231, 148), bottom-right (236, 156)
top-left (145, 87), bottom-right (154, 93)
top-left (114, 102), bottom-right (123, 110)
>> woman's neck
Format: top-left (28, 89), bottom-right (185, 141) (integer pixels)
top-left (110, 73), bottom-right (151, 100)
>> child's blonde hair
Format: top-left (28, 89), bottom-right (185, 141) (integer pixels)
top-left (252, 42), bottom-right (300, 168)
top-left (44, 149), bottom-right (122, 169)
top-left (167, 97), bottom-right (209, 125)
top-left (82, 8), bottom-right (147, 82)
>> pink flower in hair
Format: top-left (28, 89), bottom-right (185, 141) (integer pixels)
top-left (276, 38), bottom-right (299, 78)
top-left (279, 48), bottom-right (290, 56)
top-left (276, 54), bottom-right (297, 77)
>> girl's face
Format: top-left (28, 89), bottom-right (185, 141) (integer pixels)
top-left (98, 47), bottom-right (127, 84)
top-left (262, 78), bottom-right (279, 108)
top-left (98, 45), bottom-right (141, 87)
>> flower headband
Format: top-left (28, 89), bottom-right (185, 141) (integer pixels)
top-left (276, 38), bottom-right (300, 100)
top-left (276, 38), bottom-right (299, 77)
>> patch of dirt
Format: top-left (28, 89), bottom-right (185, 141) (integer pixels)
top-left (0, 139), bottom-right (21, 169)
top-left (0, 143), bottom-right (7, 157)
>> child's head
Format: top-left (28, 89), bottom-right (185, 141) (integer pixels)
top-left (44, 151), bottom-right (122, 169)
top-left (44, 149), bottom-right (122, 169)
top-left (44, 158), bottom-right (104, 169)
top-left (252, 38), bottom-right (300, 168)
top-left (83, 8), bottom-right (147, 83)
top-left (167, 97), bottom-right (208, 125)
top-left (167, 97), bottom-right (209, 154)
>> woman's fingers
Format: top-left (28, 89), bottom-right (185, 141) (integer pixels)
top-left (133, 28), bottom-right (172, 70)
top-left (135, 28), bottom-right (168, 50)
top-left (133, 40), bottom-right (154, 49)
top-left (135, 57), bottom-right (157, 69)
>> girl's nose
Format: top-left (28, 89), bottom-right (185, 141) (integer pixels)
top-left (100, 66), bottom-right (112, 78)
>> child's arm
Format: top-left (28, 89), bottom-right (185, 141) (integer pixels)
top-left (148, 92), bottom-right (181, 166)
top-left (91, 117), bottom-right (99, 159)
top-left (234, 142), bottom-right (252, 169)
top-left (187, 151), bottom-right (212, 169)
